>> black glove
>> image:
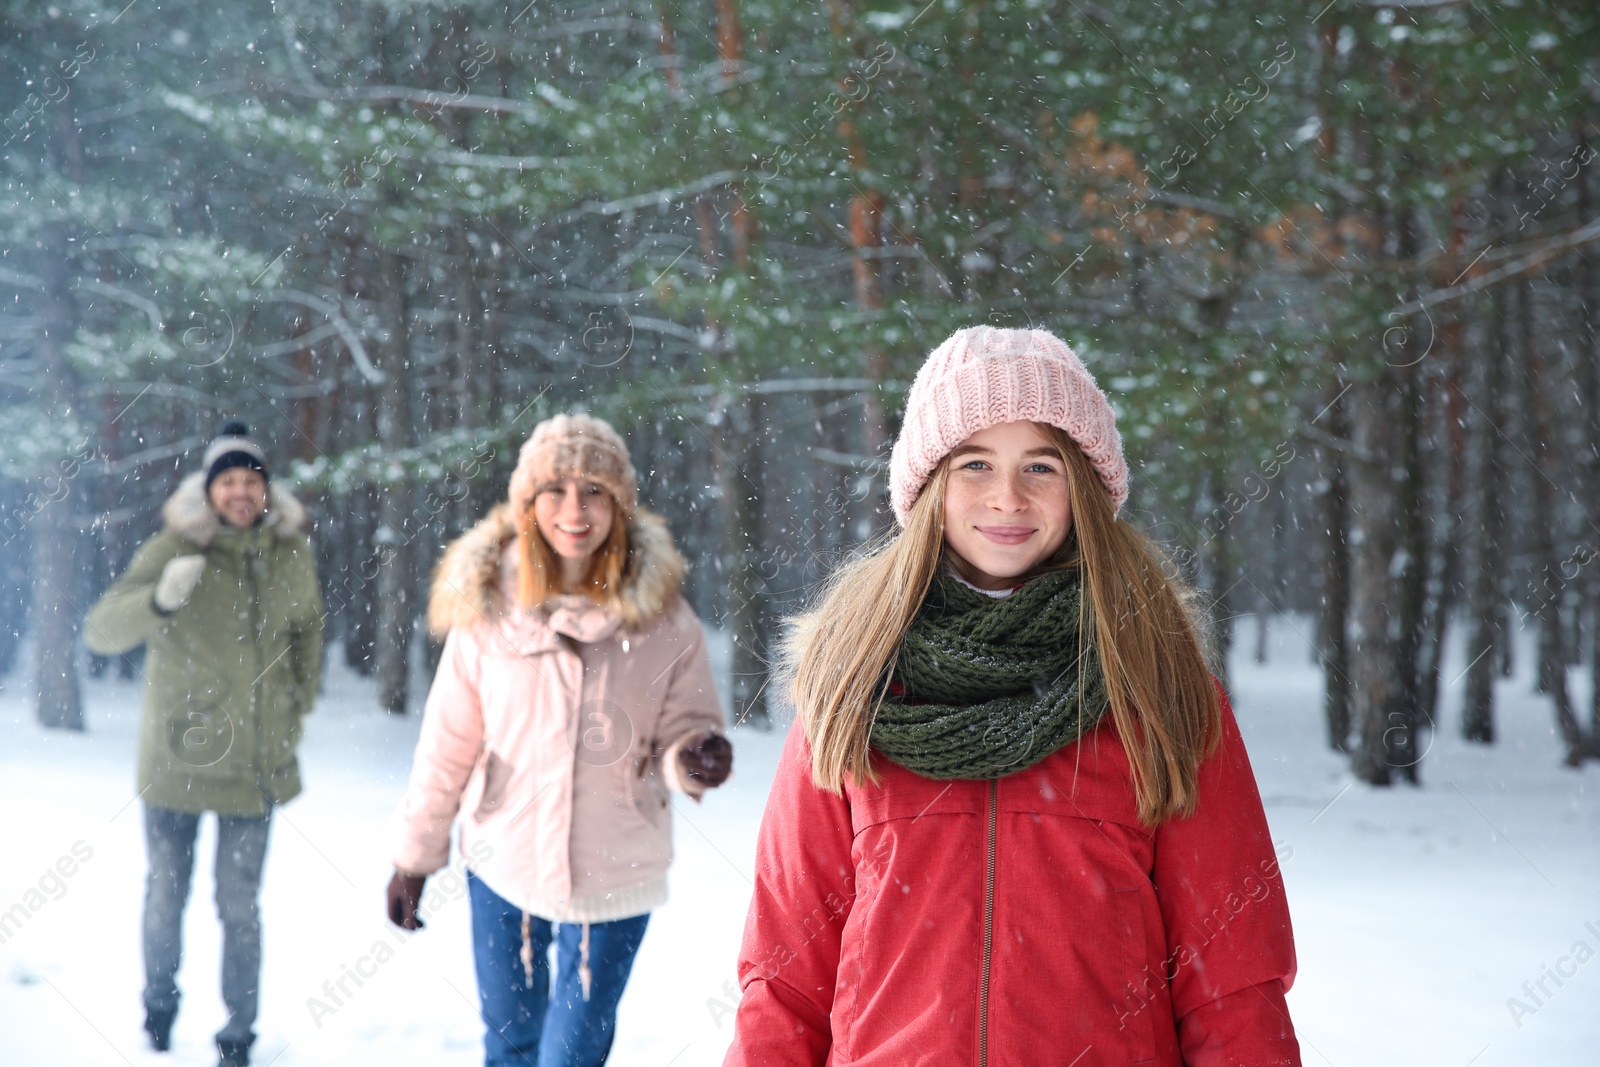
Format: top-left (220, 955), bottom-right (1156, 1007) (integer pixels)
top-left (386, 870), bottom-right (427, 930)
top-left (677, 732), bottom-right (733, 789)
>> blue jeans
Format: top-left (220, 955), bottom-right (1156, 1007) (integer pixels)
top-left (142, 804), bottom-right (272, 1047)
top-left (467, 871), bottom-right (650, 1067)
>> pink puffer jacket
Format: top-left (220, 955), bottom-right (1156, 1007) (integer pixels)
top-left (393, 504), bottom-right (726, 923)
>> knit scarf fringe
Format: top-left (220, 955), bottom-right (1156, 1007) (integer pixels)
top-left (872, 567), bottom-right (1109, 780)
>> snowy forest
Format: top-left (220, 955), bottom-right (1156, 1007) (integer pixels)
top-left (5, 0), bottom-right (1599, 777)
top-left (2, 0), bottom-right (1599, 1063)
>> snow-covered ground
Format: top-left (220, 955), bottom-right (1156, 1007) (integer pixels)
top-left (1, 616), bottom-right (1595, 1066)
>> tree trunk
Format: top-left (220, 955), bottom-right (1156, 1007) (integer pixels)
top-left (0, 488), bottom-right (26, 678)
top-left (657, 3), bottom-right (683, 95)
top-left (32, 229), bottom-right (84, 731)
top-left (32, 489), bottom-right (84, 730)
top-left (1524, 279), bottom-right (1585, 765)
top-left (827, 0), bottom-right (890, 535)
top-left (1365, 190), bottom-right (1427, 778)
top-left (724, 396), bottom-right (771, 729)
top-left (470, 241), bottom-right (506, 527)
top-left (451, 225), bottom-right (481, 432)
top-left (849, 195), bottom-right (890, 542)
top-left (1196, 463), bottom-right (1235, 688)
top-left (1462, 175), bottom-right (1513, 743)
top-left (374, 243), bottom-right (414, 714)
top-left (716, 0), bottom-right (742, 80)
top-left (1389, 349), bottom-right (1427, 780)
top-left (1252, 487), bottom-right (1283, 665)
top-left (342, 484), bottom-right (379, 675)
top-left (1577, 134), bottom-right (1600, 756)
top-left (1315, 387), bottom-right (1352, 750)
top-left (1349, 377), bottom-right (1401, 785)
top-left (450, 222), bottom-right (488, 536)
top-left (1417, 321), bottom-right (1465, 726)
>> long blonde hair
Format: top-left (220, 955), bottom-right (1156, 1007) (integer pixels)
top-left (783, 424), bottom-right (1219, 826)
top-left (516, 493), bottom-right (629, 610)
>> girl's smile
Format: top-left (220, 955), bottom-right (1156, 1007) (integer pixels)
top-left (973, 524), bottom-right (1035, 545)
top-left (942, 420), bottom-right (1073, 589)
top-left (534, 478), bottom-right (616, 589)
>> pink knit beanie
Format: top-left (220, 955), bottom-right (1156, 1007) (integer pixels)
top-left (888, 326), bottom-right (1128, 526)
top-left (508, 413), bottom-right (638, 525)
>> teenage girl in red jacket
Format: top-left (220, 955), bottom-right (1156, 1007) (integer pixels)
top-left (724, 326), bottom-right (1301, 1066)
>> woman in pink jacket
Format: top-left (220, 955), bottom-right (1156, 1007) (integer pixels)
top-left (388, 413), bottom-right (732, 1067)
top-left (725, 327), bottom-right (1301, 1066)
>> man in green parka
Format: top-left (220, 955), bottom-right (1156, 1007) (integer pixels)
top-left (86, 419), bottom-right (323, 1067)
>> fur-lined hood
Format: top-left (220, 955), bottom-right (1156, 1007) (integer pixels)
top-left (427, 502), bottom-right (686, 638)
top-left (161, 472), bottom-right (309, 548)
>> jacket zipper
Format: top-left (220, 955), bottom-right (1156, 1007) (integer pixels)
top-left (245, 539), bottom-right (266, 800)
top-left (978, 777), bottom-right (997, 1067)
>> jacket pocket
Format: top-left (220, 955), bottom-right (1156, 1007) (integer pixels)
top-left (1113, 886), bottom-right (1160, 1065)
top-left (471, 751), bottom-right (514, 821)
top-left (625, 745), bottom-right (669, 830)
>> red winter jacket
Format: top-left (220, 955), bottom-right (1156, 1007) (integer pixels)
top-left (725, 688), bottom-right (1300, 1067)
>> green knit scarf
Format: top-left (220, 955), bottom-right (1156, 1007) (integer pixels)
top-left (872, 567), bottom-right (1109, 780)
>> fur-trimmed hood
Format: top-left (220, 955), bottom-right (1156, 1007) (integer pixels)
top-left (161, 472), bottom-right (308, 547)
top-left (427, 502), bottom-right (686, 638)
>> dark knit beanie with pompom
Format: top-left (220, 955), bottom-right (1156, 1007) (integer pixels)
top-left (203, 419), bottom-right (270, 490)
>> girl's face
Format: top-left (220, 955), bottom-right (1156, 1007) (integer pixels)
top-left (941, 421), bottom-right (1073, 590)
top-left (208, 468), bottom-right (269, 528)
top-left (533, 478), bottom-right (615, 565)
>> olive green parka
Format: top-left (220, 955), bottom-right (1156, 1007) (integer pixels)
top-left (86, 474), bottom-right (324, 816)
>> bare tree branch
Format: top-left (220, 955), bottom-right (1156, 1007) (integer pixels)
top-left (1394, 217), bottom-right (1600, 316)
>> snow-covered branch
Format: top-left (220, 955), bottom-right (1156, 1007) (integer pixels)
top-left (660, 377), bottom-right (907, 400)
top-left (257, 290), bottom-right (385, 385)
top-left (256, 80), bottom-right (555, 121)
top-left (0, 266), bottom-right (43, 290)
top-left (552, 172), bottom-right (739, 222)
top-left (811, 447), bottom-right (887, 471)
top-left (72, 280), bottom-right (166, 333)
